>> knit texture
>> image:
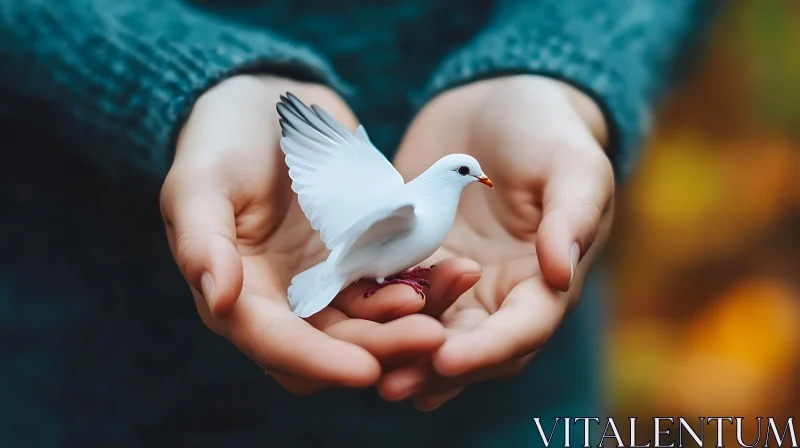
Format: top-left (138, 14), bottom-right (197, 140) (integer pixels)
top-left (0, 0), bottom-right (345, 185)
top-left (0, 0), bottom-right (715, 186)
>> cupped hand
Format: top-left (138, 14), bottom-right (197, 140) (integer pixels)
top-left (382, 75), bottom-right (615, 409)
top-left (160, 75), bottom-right (473, 395)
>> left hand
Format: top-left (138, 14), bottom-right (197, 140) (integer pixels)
top-left (382, 75), bottom-right (615, 410)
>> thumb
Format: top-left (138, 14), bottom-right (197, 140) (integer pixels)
top-left (536, 151), bottom-right (613, 292)
top-left (162, 190), bottom-right (243, 317)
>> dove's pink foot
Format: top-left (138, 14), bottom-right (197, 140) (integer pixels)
top-left (362, 265), bottom-right (435, 298)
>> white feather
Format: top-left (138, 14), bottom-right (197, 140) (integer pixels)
top-left (333, 203), bottom-right (416, 273)
top-left (277, 93), bottom-right (405, 248)
top-left (287, 261), bottom-right (347, 318)
top-left (287, 203), bottom-right (416, 317)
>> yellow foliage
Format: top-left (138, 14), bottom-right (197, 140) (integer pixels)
top-left (662, 279), bottom-right (800, 414)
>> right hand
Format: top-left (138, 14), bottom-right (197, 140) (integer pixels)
top-left (160, 75), bottom-right (481, 395)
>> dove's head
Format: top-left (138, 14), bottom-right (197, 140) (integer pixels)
top-left (428, 154), bottom-right (494, 189)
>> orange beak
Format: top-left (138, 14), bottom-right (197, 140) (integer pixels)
top-left (476, 174), bottom-right (494, 189)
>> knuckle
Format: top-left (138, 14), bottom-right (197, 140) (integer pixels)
top-left (208, 222), bottom-right (236, 242)
top-left (174, 230), bottom-right (197, 271)
top-left (582, 202), bottom-right (603, 234)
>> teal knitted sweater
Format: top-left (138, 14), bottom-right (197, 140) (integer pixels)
top-left (0, 0), bottom-right (714, 183)
top-left (0, 1), bottom-right (715, 446)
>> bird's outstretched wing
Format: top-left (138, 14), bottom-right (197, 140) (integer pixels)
top-left (330, 203), bottom-right (417, 274)
top-left (277, 93), bottom-right (405, 248)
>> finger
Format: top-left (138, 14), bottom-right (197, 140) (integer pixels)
top-left (308, 308), bottom-right (445, 363)
top-left (433, 279), bottom-right (566, 376)
top-left (416, 354), bottom-right (532, 397)
top-left (267, 370), bottom-right (329, 396)
top-left (376, 363), bottom-right (429, 402)
top-left (332, 281), bottom-right (426, 323)
top-left (380, 349), bottom-right (531, 403)
top-left (258, 307), bottom-right (447, 397)
top-left (421, 258), bottom-right (482, 317)
top-left (536, 148), bottom-right (613, 291)
top-left (331, 258), bottom-right (481, 321)
top-left (163, 189), bottom-right (243, 317)
top-left (225, 291), bottom-right (380, 388)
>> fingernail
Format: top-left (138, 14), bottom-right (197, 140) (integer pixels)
top-left (569, 243), bottom-right (580, 288)
top-left (201, 272), bottom-right (215, 306)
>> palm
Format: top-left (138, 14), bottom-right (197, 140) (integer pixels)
top-left (433, 164), bottom-right (542, 322)
top-left (234, 160), bottom-right (328, 307)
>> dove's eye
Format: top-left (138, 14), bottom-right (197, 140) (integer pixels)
top-left (457, 166), bottom-right (470, 176)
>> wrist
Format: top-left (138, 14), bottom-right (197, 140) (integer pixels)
top-left (175, 75), bottom-right (276, 159)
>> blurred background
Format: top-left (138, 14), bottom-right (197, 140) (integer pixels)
top-left (606, 0), bottom-right (800, 441)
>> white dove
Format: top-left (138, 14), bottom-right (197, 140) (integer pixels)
top-left (277, 93), bottom-right (494, 318)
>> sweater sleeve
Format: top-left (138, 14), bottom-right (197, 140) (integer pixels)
top-left (0, 0), bottom-right (346, 187)
top-left (421, 0), bottom-right (719, 181)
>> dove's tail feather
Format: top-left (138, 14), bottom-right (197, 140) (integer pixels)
top-left (288, 261), bottom-right (347, 318)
